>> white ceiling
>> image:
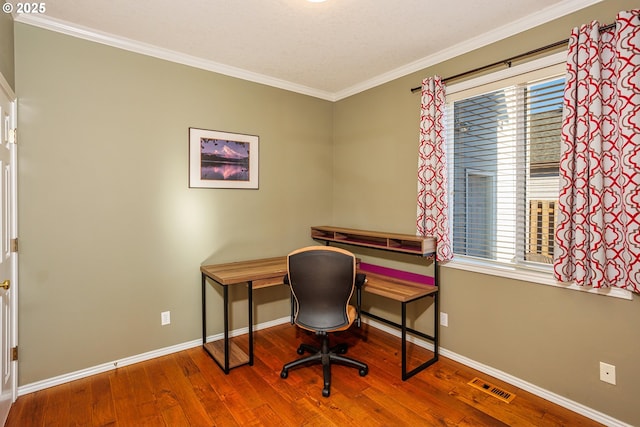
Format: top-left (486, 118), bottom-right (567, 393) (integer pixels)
top-left (14, 0), bottom-right (600, 100)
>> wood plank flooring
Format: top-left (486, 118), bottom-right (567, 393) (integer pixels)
top-left (6, 323), bottom-right (603, 426)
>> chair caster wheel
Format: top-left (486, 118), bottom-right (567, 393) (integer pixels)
top-left (359, 367), bottom-right (368, 376)
top-left (297, 347), bottom-right (305, 355)
top-left (322, 388), bottom-right (330, 397)
top-left (338, 347), bottom-right (347, 354)
top-left (280, 370), bottom-right (288, 379)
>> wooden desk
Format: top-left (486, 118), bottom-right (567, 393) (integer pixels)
top-left (357, 263), bottom-right (439, 380)
top-left (201, 257), bottom-right (287, 373)
top-left (201, 254), bottom-right (439, 380)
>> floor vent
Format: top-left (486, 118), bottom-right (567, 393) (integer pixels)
top-left (467, 377), bottom-right (516, 403)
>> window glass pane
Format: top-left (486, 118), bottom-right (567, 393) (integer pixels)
top-left (525, 78), bottom-right (563, 264)
top-left (449, 76), bottom-right (563, 266)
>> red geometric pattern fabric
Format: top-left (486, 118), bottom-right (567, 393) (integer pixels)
top-left (554, 10), bottom-right (640, 293)
top-left (417, 77), bottom-right (452, 262)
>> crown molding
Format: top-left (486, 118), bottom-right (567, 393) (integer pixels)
top-left (15, 0), bottom-right (600, 102)
top-left (13, 13), bottom-right (337, 101)
top-left (334, 0), bottom-right (602, 100)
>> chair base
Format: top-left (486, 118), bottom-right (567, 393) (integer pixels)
top-left (280, 333), bottom-right (368, 397)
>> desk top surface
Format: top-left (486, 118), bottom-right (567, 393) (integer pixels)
top-left (201, 256), bottom-right (287, 285)
top-left (201, 256), bottom-right (438, 302)
top-left (362, 271), bottom-right (437, 302)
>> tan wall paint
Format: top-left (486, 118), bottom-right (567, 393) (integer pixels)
top-left (15, 24), bottom-right (333, 385)
top-left (333, 1), bottom-right (640, 425)
top-left (0, 12), bottom-right (14, 89)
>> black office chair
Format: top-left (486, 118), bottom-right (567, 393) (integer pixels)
top-left (280, 246), bottom-right (368, 397)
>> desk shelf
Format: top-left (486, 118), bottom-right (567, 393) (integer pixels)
top-left (203, 340), bottom-right (249, 370)
top-left (311, 226), bottom-right (435, 256)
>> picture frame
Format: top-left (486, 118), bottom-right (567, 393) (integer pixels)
top-left (189, 128), bottom-right (259, 189)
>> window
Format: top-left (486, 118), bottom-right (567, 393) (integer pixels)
top-left (446, 62), bottom-right (564, 269)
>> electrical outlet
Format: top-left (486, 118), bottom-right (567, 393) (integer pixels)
top-left (161, 311), bottom-right (171, 326)
top-left (599, 362), bottom-right (616, 385)
top-left (440, 312), bottom-right (448, 327)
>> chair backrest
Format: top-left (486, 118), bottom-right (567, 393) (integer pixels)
top-left (287, 246), bottom-right (356, 332)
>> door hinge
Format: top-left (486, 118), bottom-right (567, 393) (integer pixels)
top-left (11, 346), bottom-right (17, 361)
top-left (10, 238), bottom-right (17, 253)
top-left (8, 129), bottom-right (16, 144)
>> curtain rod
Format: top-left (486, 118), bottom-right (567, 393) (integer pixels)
top-left (410, 22), bottom-right (616, 93)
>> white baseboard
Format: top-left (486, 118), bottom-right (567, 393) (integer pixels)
top-left (362, 317), bottom-right (630, 427)
top-left (17, 338), bottom-right (202, 396)
top-left (17, 316), bottom-right (291, 396)
top-left (18, 316), bottom-right (629, 427)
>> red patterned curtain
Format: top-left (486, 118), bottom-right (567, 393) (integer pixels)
top-left (417, 76), bottom-right (452, 262)
top-left (554, 10), bottom-right (640, 293)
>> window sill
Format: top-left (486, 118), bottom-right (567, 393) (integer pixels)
top-left (441, 257), bottom-right (633, 300)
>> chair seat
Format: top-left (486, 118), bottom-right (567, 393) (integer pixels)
top-left (296, 305), bottom-right (357, 333)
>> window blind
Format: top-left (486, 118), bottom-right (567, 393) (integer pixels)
top-left (447, 76), bottom-right (564, 266)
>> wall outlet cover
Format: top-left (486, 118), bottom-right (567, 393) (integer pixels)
top-left (440, 312), bottom-right (449, 327)
top-left (599, 362), bottom-right (616, 385)
top-left (161, 311), bottom-right (171, 326)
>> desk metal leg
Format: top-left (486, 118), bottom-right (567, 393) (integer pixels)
top-left (401, 302), bottom-right (408, 380)
top-left (223, 285), bottom-right (230, 374)
top-left (362, 292), bottom-right (439, 381)
top-left (202, 275), bottom-right (253, 374)
top-left (434, 261), bottom-right (440, 361)
top-left (201, 273), bottom-right (207, 346)
top-left (434, 286), bottom-right (439, 361)
top-left (399, 295), bottom-right (440, 380)
top-left (248, 281), bottom-right (254, 366)
top-left (202, 274), bottom-right (231, 374)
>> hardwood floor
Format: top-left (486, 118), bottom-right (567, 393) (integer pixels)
top-left (7, 323), bottom-right (602, 426)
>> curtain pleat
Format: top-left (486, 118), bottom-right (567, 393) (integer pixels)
top-left (554, 10), bottom-right (640, 293)
top-left (417, 76), bottom-right (452, 262)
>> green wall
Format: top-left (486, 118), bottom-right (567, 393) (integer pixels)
top-left (13, 0), bottom-right (640, 425)
top-left (0, 11), bottom-right (14, 89)
top-left (333, 1), bottom-right (640, 425)
top-left (15, 24), bottom-right (333, 385)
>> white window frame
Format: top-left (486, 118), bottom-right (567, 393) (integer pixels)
top-left (442, 52), bottom-right (632, 300)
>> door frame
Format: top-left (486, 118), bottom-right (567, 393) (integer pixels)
top-left (0, 71), bottom-right (18, 420)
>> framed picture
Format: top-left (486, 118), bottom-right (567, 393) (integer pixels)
top-left (189, 128), bottom-right (259, 189)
